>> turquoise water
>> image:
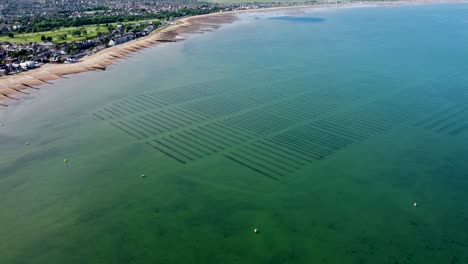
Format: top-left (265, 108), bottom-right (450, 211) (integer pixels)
top-left (1, 3), bottom-right (468, 263)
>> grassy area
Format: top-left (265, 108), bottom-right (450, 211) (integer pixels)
top-left (0, 25), bottom-right (109, 44)
top-left (0, 19), bottom-right (160, 44)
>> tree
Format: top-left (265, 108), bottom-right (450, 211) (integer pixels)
top-left (71, 30), bottom-right (81, 36)
top-left (41, 35), bottom-right (46, 41)
top-left (8, 33), bottom-right (14, 38)
top-left (67, 44), bottom-right (77, 54)
top-left (46, 36), bottom-right (53, 42)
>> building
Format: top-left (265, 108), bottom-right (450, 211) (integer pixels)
top-left (19, 61), bottom-right (35, 69)
top-left (143, 25), bottom-right (155, 35)
top-left (108, 33), bottom-right (135, 47)
top-left (0, 68), bottom-right (9, 76)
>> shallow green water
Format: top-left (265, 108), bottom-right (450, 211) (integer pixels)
top-left (1, 3), bottom-right (468, 263)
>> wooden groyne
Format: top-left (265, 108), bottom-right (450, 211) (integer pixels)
top-left (21, 83), bottom-right (40, 90)
top-left (0, 93), bottom-right (19, 100)
top-left (91, 66), bottom-right (107, 71)
top-left (9, 87), bottom-right (30, 95)
top-left (0, 13), bottom-right (237, 107)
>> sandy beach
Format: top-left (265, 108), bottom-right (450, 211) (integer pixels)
top-left (0, 0), bottom-right (465, 106)
top-left (0, 13), bottom-right (236, 106)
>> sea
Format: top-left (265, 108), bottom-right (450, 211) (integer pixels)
top-left (0, 3), bottom-right (467, 263)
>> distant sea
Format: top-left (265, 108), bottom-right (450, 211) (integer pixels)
top-left (1, 3), bottom-right (467, 263)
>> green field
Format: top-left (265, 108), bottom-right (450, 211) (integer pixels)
top-left (0, 25), bottom-right (109, 44)
top-left (0, 19), bottom-right (160, 44)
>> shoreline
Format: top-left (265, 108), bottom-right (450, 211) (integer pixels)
top-left (0, 0), bottom-right (466, 106)
top-left (0, 13), bottom-right (237, 105)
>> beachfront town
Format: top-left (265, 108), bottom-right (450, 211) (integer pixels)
top-left (0, 0), bottom-right (324, 77)
top-left (0, 21), bottom-right (161, 76)
top-left (0, 0), bottom-right (220, 76)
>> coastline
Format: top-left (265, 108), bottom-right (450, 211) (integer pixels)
top-left (0, 0), bottom-right (466, 106)
top-left (0, 13), bottom-right (237, 105)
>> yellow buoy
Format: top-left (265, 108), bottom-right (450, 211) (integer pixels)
top-left (64, 159), bottom-right (68, 163)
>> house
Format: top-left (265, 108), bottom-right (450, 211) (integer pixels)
top-left (4, 58), bottom-right (15, 64)
top-left (108, 33), bottom-right (135, 47)
top-left (64, 57), bottom-right (78, 63)
top-left (77, 41), bottom-right (95, 51)
top-left (19, 61), bottom-right (36, 69)
top-left (143, 25), bottom-right (155, 35)
top-left (11, 63), bottom-right (22, 71)
top-left (12, 23), bottom-right (21, 31)
top-left (0, 68), bottom-right (8, 76)
top-left (39, 42), bottom-right (55, 48)
top-left (0, 25), bottom-right (10, 34)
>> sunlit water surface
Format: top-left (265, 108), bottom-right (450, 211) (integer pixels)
top-left (1, 3), bottom-right (468, 263)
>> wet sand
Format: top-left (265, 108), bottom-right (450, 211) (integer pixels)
top-left (0, 13), bottom-right (236, 106)
top-left (0, 0), bottom-right (466, 106)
